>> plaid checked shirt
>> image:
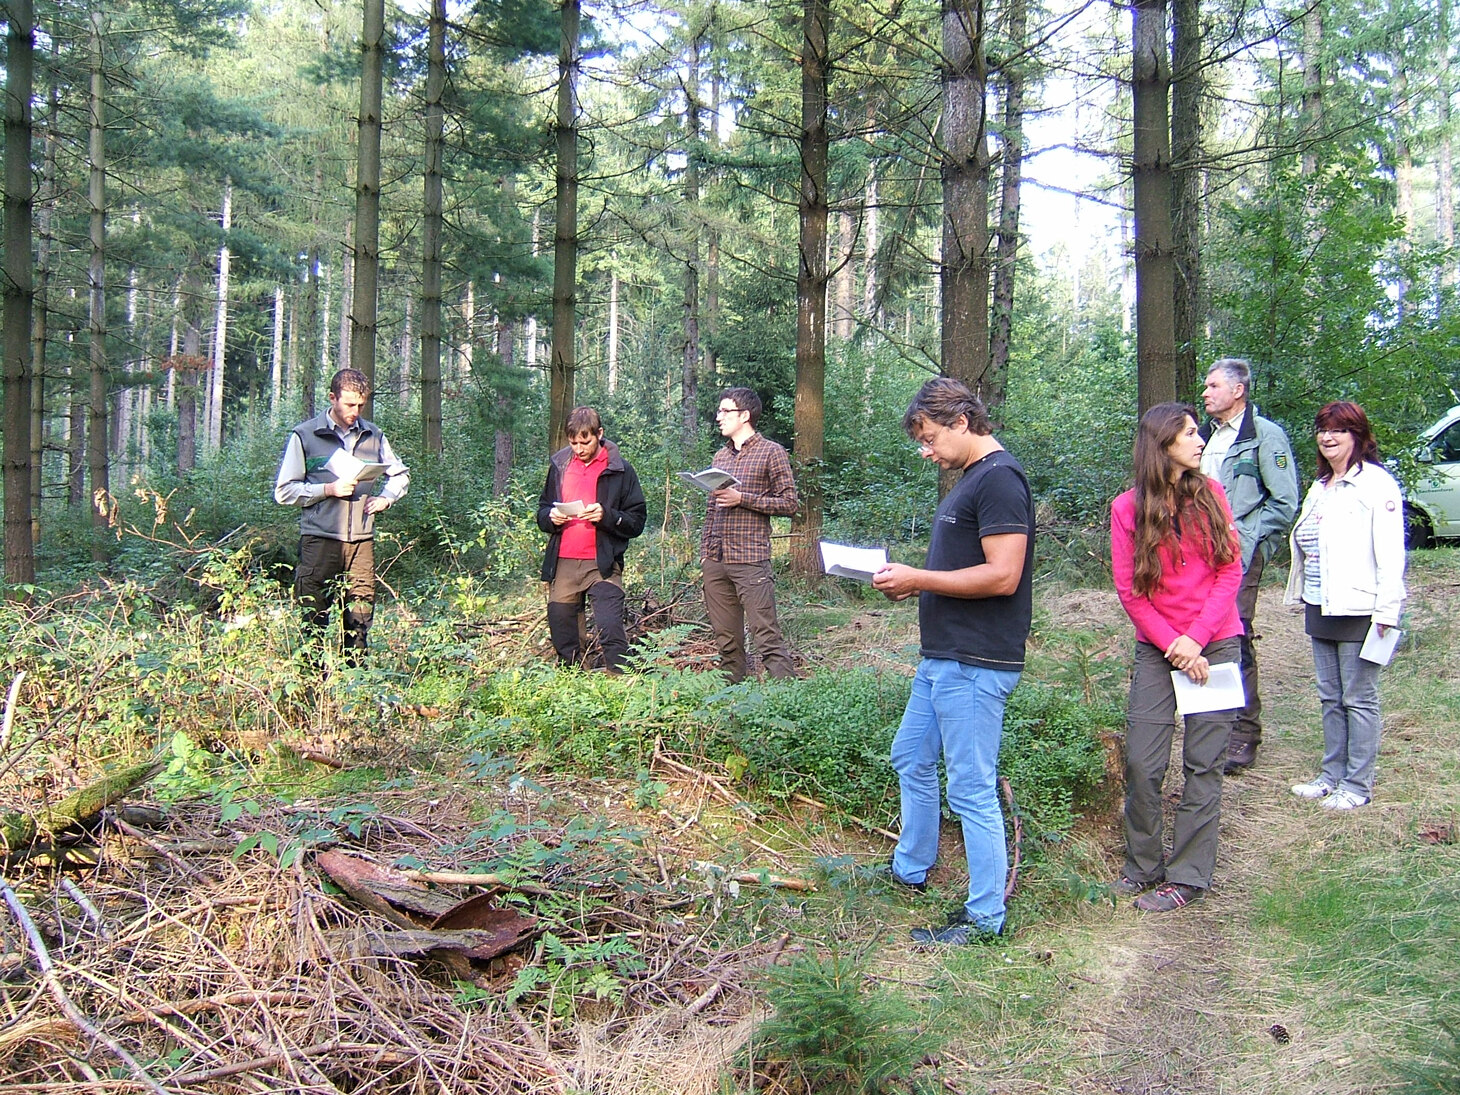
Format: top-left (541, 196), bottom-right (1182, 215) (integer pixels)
top-left (700, 432), bottom-right (799, 563)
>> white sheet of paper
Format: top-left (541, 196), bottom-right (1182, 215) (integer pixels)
top-left (552, 499), bottom-right (587, 517)
top-left (819, 541), bottom-right (889, 583)
top-left (1170, 661), bottom-right (1245, 716)
top-left (1359, 623), bottom-right (1402, 666)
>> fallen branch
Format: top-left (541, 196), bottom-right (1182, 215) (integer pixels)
top-left (1, 757), bottom-right (164, 854)
top-left (693, 861), bottom-right (817, 892)
top-left (791, 792), bottom-right (900, 842)
top-left (399, 868), bottom-right (554, 896)
top-left (121, 990), bottom-right (304, 1025)
top-left (1, 877), bottom-right (168, 1095)
top-left (652, 739), bottom-right (755, 815)
top-left (0, 670), bottom-right (23, 754)
top-left (1001, 776), bottom-right (1023, 901)
top-left (171, 1039), bottom-right (344, 1086)
top-left (105, 811), bottom-right (211, 882)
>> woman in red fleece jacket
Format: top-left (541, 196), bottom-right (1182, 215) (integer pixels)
top-left (1110, 402), bottom-right (1244, 913)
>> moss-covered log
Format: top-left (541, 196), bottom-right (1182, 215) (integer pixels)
top-left (1, 758), bottom-right (163, 854)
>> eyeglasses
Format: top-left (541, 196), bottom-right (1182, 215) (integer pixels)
top-left (1316, 428), bottom-right (1350, 437)
top-left (716, 406), bottom-right (746, 418)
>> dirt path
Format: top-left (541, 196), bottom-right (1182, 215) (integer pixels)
top-left (1049, 582), bottom-right (1384, 1095)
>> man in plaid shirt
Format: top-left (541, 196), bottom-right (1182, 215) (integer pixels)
top-left (701, 387), bottom-right (799, 681)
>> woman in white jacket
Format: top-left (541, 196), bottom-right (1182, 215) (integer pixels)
top-left (1284, 401), bottom-right (1406, 810)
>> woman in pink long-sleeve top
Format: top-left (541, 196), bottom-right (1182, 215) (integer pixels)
top-left (1109, 403), bottom-right (1244, 913)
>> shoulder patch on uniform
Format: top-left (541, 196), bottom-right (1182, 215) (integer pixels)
top-left (1386, 500), bottom-right (1397, 511)
top-left (1275, 452), bottom-right (1289, 469)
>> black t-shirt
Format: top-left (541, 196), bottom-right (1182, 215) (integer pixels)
top-left (917, 449), bottom-right (1035, 671)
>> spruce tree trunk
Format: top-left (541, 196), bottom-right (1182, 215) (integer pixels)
top-left (1438, 0), bottom-right (1456, 290)
top-left (3, 0), bottom-right (36, 589)
top-left (420, 0), bottom-right (445, 455)
top-left (351, 0), bottom-right (385, 396)
top-left (681, 36), bottom-right (703, 450)
top-left (791, 0), bottom-right (830, 579)
top-left (940, 0), bottom-right (992, 411)
top-left (494, 321), bottom-right (515, 497)
top-left (30, 36), bottom-right (58, 548)
top-left (1132, 0), bottom-right (1176, 413)
top-left (271, 284), bottom-right (285, 422)
top-left (834, 209), bottom-right (855, 341)
top-left (988, 0), bottom-right (1026, 416)
top-left (608, 267), bottom-right (619, 393)
top-left (1301, 4), bottom-right (1322, 178)
top-left (1171, 0), bottom-right (1202, 399)
top-left (87, 11), bottom-right (110, 562)
top-left (208, 178), bottom-right (231, 450)
top-left (549, 0), bottom-right (581, 454)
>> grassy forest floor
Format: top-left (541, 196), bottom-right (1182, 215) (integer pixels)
top-left (2, 542), bottom-right (1458, 1094)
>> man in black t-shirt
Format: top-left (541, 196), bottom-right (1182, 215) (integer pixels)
top-left (872, 378), bottom-right (1035, 946)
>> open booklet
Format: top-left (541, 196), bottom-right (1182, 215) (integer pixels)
top-left (819, 541), bottom-right (889, 583)
top-left (1170, 661), bottom-right (1245, 716)
top-left (324, 448), bottom-right (391, 485)
top-left (678, 467), bottom-right (739, 492)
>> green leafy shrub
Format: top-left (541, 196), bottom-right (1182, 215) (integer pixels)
top-left (999, 683), bottom-right (1116, 843)
top-left (749, 949), bottom-right (940, 1094)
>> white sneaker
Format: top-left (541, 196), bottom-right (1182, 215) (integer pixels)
top-left (1291, 778), bottom-right (1334, 800)
top-left (1321, 788), bottom-right (1370, 810)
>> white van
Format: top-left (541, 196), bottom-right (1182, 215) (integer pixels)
top-left (1405, 405), bottom-right (1460, 548)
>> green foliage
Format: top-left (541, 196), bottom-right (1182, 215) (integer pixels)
top-left (1391, 1012), bottom-right (1460, 1095)
top-left (504, 932), bottom-right (648, 1019)
top-left (750, 950), bottom-right (940, 1094)
top-left (999, 684), bottom-right (1118, 843)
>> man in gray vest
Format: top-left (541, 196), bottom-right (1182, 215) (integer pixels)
top-left (1199, 358), bottom-right (1299, 773)
top-left (275, 369), bottom-right (409, 654)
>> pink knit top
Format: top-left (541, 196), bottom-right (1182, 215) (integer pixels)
top-left (1110, 482), bottom-right (1244, 651)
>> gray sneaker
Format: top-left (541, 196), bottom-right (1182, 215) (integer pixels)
top-left (910, 917), bottom-right (1003, 947)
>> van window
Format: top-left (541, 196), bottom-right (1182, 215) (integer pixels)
top-left (1435, 422), bottom-right (1460, 463)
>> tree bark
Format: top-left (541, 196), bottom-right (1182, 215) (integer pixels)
top-left (791, 0), bottom-right (830, 579)
top-left (1392, 64), bottom-right (1413, 318)
top-left (494, 320), bottom-right (515, 497)
top-left (208, 178), bottom-right (231, 450)
top-left (608, 266), bottom-right (619, 393)
top-left (549, 0), bottom-right (581, 454)
top-left (4, 0), bottom-right (36, 590)
top-left (681, 34), bottom-right (703, 449)
top-left (351, 0), bottom-right (385, 398)
top-left (1132, 0), bottom-right (1176, 413)
top-left (1301, 3), bottom-right (1322, 178)
top-left (940, 0), bottom-right (992, 404)
top-left (1170, 0), bottom-right (1201, 398)
top-left (834, 209), bottom-right (855, 341)
top-left (87, 10), bottom-right (110, 562)
top-left (1438, 0), bottom-right (1456, 292)
top-left (271, 284), bottom-right (285, 422)
top-left (421, 0), bottom-right (445, 454)
top-left (1, 758), bottom-right (163, 853)
top-left (988, 0), bottom-right (1026, 415)
top-left (29, 33), bottom-right (57, 548)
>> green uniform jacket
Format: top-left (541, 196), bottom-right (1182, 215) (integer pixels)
top-left (1200, 404), bottom-right (1300, 570)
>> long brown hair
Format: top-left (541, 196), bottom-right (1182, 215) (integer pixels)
top-left (1130, 402), bottom-right (1238, 597)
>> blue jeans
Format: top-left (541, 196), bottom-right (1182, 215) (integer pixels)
top-left (890, 658), bottom-right (1020, 932)
top-left (1311, 637), bottom-right (1383, 798)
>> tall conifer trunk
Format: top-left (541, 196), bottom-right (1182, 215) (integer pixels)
top-left (421, 0), bottom-right (445, 454)
top-left (3, 0), bottom-right (36, 588)
top-left (988, 0), bottom-right (1026, 415)
top-left (549, 0), bottom-right (581, 453)
top-left (352, 0), bottom-right (385, 397)
top-left (87, 10), bottom-right (110, 562)
top-left (1132, 0), bottom-right (1176, 412)
top-left (1171, 0), bottom-right (1202, 398)
top-left (940, 0), bottom-right (991, 404)
top-left (681, 34), bottom-right (703, 449)
top-left (792, 0), bottom-right (830, 578)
